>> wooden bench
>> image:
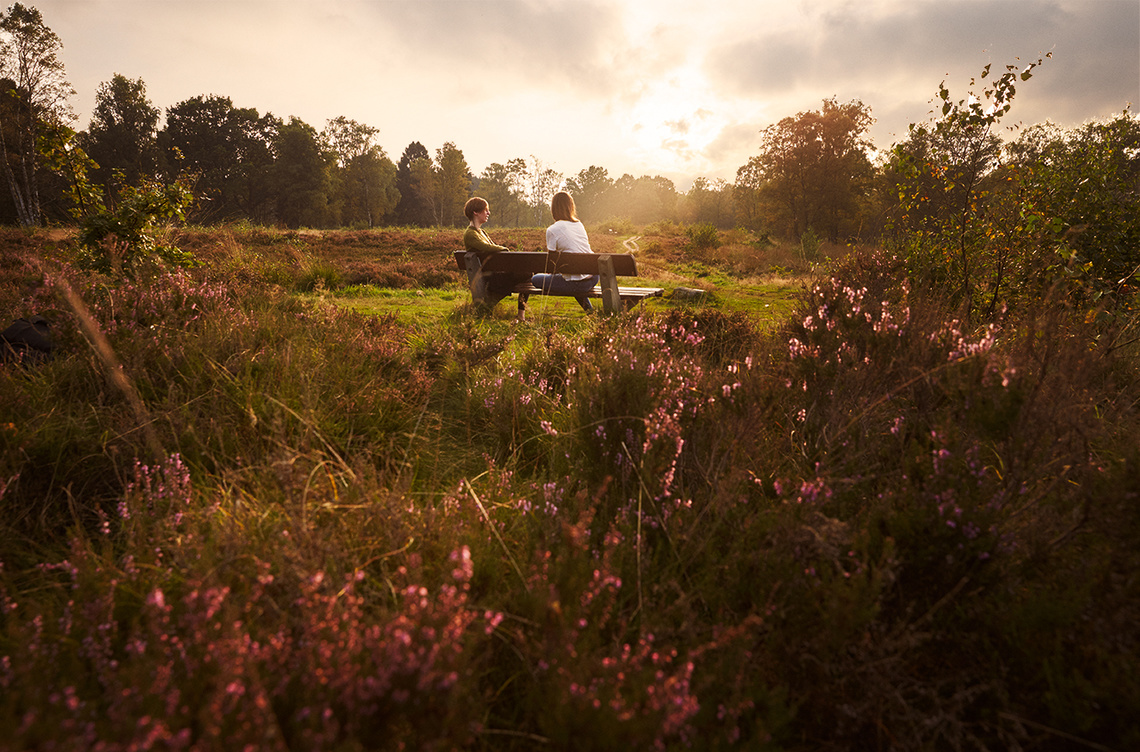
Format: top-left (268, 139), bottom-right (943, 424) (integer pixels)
top-left (453, 250), bottom-right (664, 315)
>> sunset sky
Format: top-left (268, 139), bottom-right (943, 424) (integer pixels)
top-left (32, 0), bottom-right (1140, 189)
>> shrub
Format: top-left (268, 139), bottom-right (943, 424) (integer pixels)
top-left (75, 177), bottom-right (198, 276)
top-left (294, 258), bottom-right (343, 291)
top-left (686, 222), bottom-right (720, 251)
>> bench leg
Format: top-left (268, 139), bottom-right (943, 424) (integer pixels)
top-left (466, 255), bottom-right (514, 313)
top-left (598, 255), bottom-right (621, 315)
top-left (464, 253), bottom-right (492, 307)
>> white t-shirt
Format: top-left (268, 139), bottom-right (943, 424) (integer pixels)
top-left (545, 219), bottom-right (594, 280)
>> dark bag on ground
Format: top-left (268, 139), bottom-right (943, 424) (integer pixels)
top-left (1, 315), bottom-right (55, 365)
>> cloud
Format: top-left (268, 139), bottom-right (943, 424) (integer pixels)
top-left (28, 0), bottom-right (1140, 187)
top-left (701, 121), bottom-right (765, 168)
top-left (365, 0), bottom-right (629, 96)
top-left (716, 2), bottom-right (1048, 84)
top-left (705, 0), bottom-right (1138, 137)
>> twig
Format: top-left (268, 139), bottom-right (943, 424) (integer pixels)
top-left (840, 357), bottom-right (975, 436)
top-left (59, 277), bottom-right (165, 461)
top-left (998, 712), bottom-right (1119, 752)
top-left (259, 393), bottom-right (357, 482)
top-left (621, 440), bottom-right (645, 621)
top-left (904, 575), bottom-right (970, 634)
top-left (618, 438), bottom-right (689, 588)
top-left (478, 728), bottom-right (551, 744)
top-left (465, 478), bottom-right (528, 590)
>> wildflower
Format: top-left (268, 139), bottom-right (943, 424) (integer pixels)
top-left (450, 546), bottom-right (474, 582)
top-left (932, 448), bottom-right (951, 474)
top-left (483, 611), bottom-right (504, 635)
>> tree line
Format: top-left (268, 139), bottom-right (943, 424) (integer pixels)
top-left (1, 2), bottom-right (1138, 259)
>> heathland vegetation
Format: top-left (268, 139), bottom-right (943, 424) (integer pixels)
top-left (3, 3), bottom-right (1140, 751)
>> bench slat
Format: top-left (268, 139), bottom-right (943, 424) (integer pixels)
top-left (452, 250), bottom-right (637, 276)
top-left (511, 283), bottom-right (663, 300)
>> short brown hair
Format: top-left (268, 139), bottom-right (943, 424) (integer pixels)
top-left (550, 191), bottom-right (578, 222)
top-left (464, 196), bottom-right (488, 221)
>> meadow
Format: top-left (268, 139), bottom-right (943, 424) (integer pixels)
top-left (1, 223), bottom-right (1137, 751)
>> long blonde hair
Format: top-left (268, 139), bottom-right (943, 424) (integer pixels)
top-left (550, 191), bottom-right (578, 222)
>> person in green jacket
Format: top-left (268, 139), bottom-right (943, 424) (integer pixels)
top-left (463, 197), bottom-right (530, 317)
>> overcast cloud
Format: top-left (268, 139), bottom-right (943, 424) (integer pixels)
top-left (30, 0), bottom-right (1140, 189)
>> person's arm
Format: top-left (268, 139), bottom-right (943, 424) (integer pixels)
top-left (464, 226), bottom-right (509, 253)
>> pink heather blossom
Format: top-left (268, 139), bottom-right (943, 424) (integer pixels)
top-left (450, 546), bottom-right (474, 582)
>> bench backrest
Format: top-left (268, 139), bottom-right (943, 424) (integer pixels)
top-left (453, 250), bottom-right (638, 276)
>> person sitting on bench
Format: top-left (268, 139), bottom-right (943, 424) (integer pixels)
top-left (463, 196), bottom-right (530, 313)
top-left (531, 191), bottom-right (599, 314)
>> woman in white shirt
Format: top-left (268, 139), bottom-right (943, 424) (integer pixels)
top-left (532, 192), bottom-right (599, 313)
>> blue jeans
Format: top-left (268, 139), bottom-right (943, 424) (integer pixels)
top-left (531, 274), bottom-right (599, 313)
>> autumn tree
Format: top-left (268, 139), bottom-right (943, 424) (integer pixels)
top-left (746, 97), bottom-right (874, 241)
top-left (395, 141), bottom-right (433, 226)
top-left (323, 116), bottom-right (397, 227)
top-left (478, 160), bottom-right (527, 227)
top-left (158, 95), bottom-right (279, 222)
top-left (511, 156), bottom-right (560, 225)
top-left (733, 158), bottom-right (764, 231)
top-left (565, 165), bottom-right (612, 221)
top-left (685, 177), bottom-right (733, 228)
top-left (607, 174), bottom-right (676, 225)
top-left (0, 2), bottom-right (74, 226)
top-left (78, 74), bottom-right (160, 201)
top-left (434, 141), bottom-right (471, 226)
top-left (272, 116), bottom-right (332, 228)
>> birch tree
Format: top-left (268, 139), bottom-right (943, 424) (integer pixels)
top-left (0, 3), bottom-right (74, 226)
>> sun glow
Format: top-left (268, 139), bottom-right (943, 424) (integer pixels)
top-left (624, 69), bottom-right (727, 175)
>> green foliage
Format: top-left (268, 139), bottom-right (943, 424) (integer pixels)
top-left (594, 216), bottom-right (634, 235)
top-left (294, 256), bottom-right (343, 292)
top-left (272, 117), bottom-right (334, 229)
top-left (685, 221), bottom-right (720, 251)
top-left (799, 226), bottom-right (822, 262)
top-left (1005, 111), bottom-right (1140, 307)
top-left (37, 121), bottom-right (103, 218)
top-left (885, 55), bottom-right (1053, 319)
top-left (643, 219), bottom-right (685, 236)
top-left (75, 176), bottom-right (197, 274)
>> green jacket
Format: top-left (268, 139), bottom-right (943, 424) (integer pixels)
top-left (464, 225), bottom-right (508, 254)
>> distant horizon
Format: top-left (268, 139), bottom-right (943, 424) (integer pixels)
top-left (31, 0), bottom-right (1140, 190)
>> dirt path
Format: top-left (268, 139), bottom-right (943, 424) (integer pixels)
top-left (623, 235), bottom-right (641, 253)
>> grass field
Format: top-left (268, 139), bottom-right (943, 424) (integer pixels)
top-left (1, 224), bottom-right (1137, 750)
